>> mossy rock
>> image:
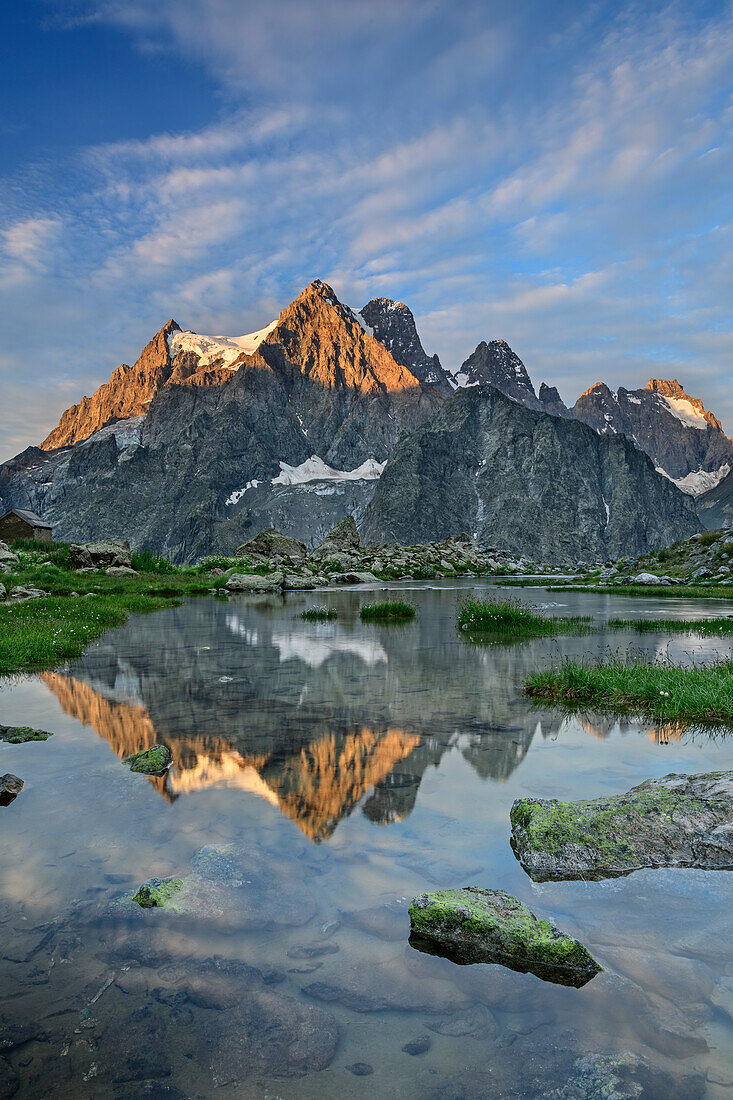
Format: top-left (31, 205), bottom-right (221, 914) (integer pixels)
top-left (408, 887), bottom-right (600, 987)
top-left (123, 744), bottom-right (172, 776)
top-left (511, 771), bottom-right (733, 881)
top-left (0, 725), bottom-right (53, 744)
top-left (133, 877), bottom-right (184, 909)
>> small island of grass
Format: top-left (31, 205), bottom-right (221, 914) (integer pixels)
top-left (525, 656), bottom-right (733, 722)
top-left (300, 607), bottom-right (338, 621)
top-left (608, 616), bottom-right (733, 635)
top-left (457, 597), bottom-right (588, 639)
top-left (359, 600), bottom-right (415, 621)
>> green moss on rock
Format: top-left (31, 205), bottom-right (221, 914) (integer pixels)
top-left (123, 744), bottom-right (172, 776)
top-left (511, 770), bottom-right (733, 881)
top-left (133, 877), bottom-right (184, 909)
top-left (408, 887), bottom-right (600, 987)
top-left (0, 725), bottom-right (53, 743)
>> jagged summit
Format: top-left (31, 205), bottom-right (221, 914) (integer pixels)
top-left (454, 339), bottom-right (544, 410)
top-left (359, 297), bottom-right (451, 389)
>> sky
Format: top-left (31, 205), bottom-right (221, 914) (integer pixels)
top-left (1, 0), bottom-right (732, 461)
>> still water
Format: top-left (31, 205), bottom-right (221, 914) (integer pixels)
top-left (2, 581), bottom-right (733, 1098)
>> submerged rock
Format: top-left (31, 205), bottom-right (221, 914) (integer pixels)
top-left (0, 726), bottom-right (53, 744)
top-left (126, 843), bottom-right (316, 930)
top-left (133, 878), bottom-right (184, 909)
top-left (207, 993), bottom-right (337, 1083)
top-left (123, 744), bottom-right (172, 776)
top-left (408, 887), bottom-right (601, 987)
top-left (0, 775), bottom-right (23, 806)
top-left (511, 771), bottom-right (733, 881)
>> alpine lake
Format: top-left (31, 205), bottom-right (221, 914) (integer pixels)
top-left (2, 579), bottom-right (733, 1099)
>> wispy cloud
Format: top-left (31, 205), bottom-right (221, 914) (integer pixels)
top-left (1, 1), bottom-right (732, 460)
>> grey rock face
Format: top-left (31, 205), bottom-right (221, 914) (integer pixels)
top-left (360, 297), bottom-right (451, 389)
top-left (69, 540), bottom-right (131, 568)
top-left (362, 385), bottom-right (700, 562)
top-left (698, 467), bottom-right (733, 530)
top-left (511, 771), bottom-right (733, 881)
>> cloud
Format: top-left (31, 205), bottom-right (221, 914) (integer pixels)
top-left (1, 1), bottom-right (733, 461)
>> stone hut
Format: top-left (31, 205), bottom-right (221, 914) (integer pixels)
top-left (0, 509), bottom-right (53, 543)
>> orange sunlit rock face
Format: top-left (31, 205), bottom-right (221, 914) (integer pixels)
top-left (260, 280), bottom-right (422, 395)
top-left (41, 672), bottom-right (421, 840)
top-left (41, 321), bottom-right (181, 449)
top-left (40, 280), bottom-right (425, 452)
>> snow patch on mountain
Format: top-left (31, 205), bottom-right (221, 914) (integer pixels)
top-left (660, 395), bottom-right (708, 430)
top-left (657, 463), bottom-right (731, 497)
top-left (168, 320), bottom-right (278, 368)
top-left (224, 455), bottom-right (385, 506)
top-left (271, 455), bottom-right (385, 486)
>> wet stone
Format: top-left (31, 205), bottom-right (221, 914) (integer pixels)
top-left (0, 726), bottom-right (53, 744)
top-left (409, 888), bottom-right (601, 987)
top-left (0, 776), bottom-right (23, 807)
top-left (123, 745), bottom-right (172, 777)
top-left (93, 1007), bottom-right (171, 1085)
top-left (402, 1035), bottom-right (431, 1055)
top-left (347, 1062), bottom-right (374, 1076)
top-left (426, 1005), bottom-right (497, 1041)
top-left (286, 942), bottom-right (340, 959)
top-left (511, 770), bottom-right (733, 881)
top-left (207, 992), bottom-right (338, 1083)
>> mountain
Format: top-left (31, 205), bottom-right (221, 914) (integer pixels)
top-left (361, 385), bottom-right (700, 563)
top-left (359, 298), bottom-right (452, 390)
top-left (0, 280), bottom-right (443, 560)
top-left (697, 469), bottom-right (733, 530)
top-left (571, 379), bottom-right (732, 495)
top-left (0, 280), bottom-right (707, 560)
top-left (452, 343), bottom-right (732, 497)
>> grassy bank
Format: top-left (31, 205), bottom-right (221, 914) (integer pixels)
top-left (525, 656), bottom-right (733, 722)
top-left (0, 593), bottom-right (180, 675)
top-left (609, 617), bottom-right (733, 635)
top-left (0, 540), bottom-right (229, 676)
top-left (458, 597), bottom-right (588, 639)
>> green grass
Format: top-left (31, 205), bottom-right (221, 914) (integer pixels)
top-left (0, 542), bottom-right (229, 675)
top-left (609, 617), bottom-right (733, 635)
top-left (457, 597), bottom-right (588, 638)
top-left (300, 607), bottom-right (338, 621)
top-left (698, 531), bottom-right (723, 547)
top-left (550, 584), bottom-right (733, 600)
top-left (525, 656), bottom-right (733, 722)
top-left (130, 549), bottom-right (177, 573)
top-left (0, 593), bottom-right (179, 675)
top-left (360, 600), bottom-right (415, 621)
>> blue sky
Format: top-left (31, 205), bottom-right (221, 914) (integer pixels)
top-left (1, 0), bottom-right (732, 460)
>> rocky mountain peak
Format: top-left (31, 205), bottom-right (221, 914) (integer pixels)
top-left (41, 318), bottom-right (182, 450)
top-left (259, 282), bottom-right (423, 395)
top-left (537, 382), bottom-right (570, 418)
top-left (456, 340), bottom-right (542, 409)
top-left (359, 297), bottom-right (451, 389)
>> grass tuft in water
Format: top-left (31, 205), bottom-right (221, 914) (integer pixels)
top-left (300, 607), bottom-right (338, 621)
top-left (609, 617), bottom-right (733, 635)
top-left (360, 600), bottom-right (415, 621)
top-left (525, 656), bottom-right (733, 722)
top-left (457, 597), bottom-right (587, 638)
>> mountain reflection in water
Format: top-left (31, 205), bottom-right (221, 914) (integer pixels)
top-left (37, 590), bottom-right (720, 842)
